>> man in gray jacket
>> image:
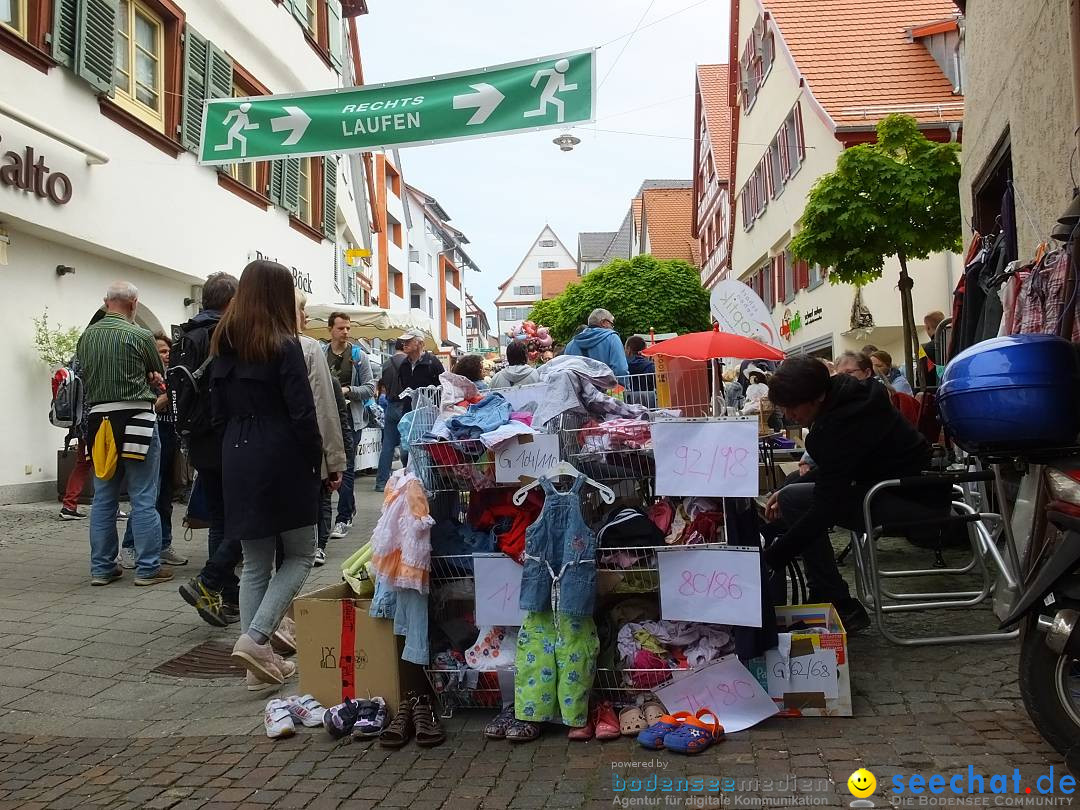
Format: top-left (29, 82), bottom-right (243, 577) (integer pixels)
top-left (324, 312), bottom-right (374, 542)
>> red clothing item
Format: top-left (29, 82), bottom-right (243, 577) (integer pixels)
top-left (467, 488), bottom-right (544, 563)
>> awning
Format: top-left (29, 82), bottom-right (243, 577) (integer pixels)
top-left (303, 304), bottom-right (440, 351)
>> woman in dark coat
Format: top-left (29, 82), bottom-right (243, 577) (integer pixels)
top-left (211, 260), bottom-right (323, 686)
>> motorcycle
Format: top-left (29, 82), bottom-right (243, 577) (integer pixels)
top-left (998, 452), bottom-right (1080, 760)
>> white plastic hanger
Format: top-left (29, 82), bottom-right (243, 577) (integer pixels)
top-left (512, 461), bottom-right (616, 505)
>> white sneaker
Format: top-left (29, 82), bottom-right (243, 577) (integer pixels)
top-left (117, 547), bottom-right (136, 570)
top-left (313, 548), bottom-right (327, 567)
top-left (329, 522), bottom-right (349, 539)
top-left (286, 694), bottom-right (326, 728)
top-left (264, 699), bottom-right (295, 739)
top-left (160, 546), bottom-right (188, 565)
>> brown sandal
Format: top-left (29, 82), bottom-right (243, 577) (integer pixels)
top-left (378, 698), bottom-right (414, 748)
top-left (411, 694), bottom-right (446, 747)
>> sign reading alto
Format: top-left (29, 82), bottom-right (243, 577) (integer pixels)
top-left (198, 49), bottom-right (595, 165)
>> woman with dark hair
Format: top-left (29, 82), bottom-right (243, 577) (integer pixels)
top-left (211, 260), bottom-right (324, 685)
top-left (452, 354), bottom-right (486, 387)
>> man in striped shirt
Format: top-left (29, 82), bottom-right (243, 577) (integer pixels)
top-left (77, 281), bottom-right (172, 587)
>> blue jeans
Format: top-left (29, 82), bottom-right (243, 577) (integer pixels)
top-left (240, 525), bottom-right (315, 639)
top-left (375, 401), bottom-right (409, 487)
top-left (123, 422), bottom-right (175, 551)
top-left (90, 423), bottom-right (162, 578)
top-left (335, 424), bottom-right (359, 524)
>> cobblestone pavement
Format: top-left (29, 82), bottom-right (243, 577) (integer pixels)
top-left (0, 482), bottom-right (1072, 809)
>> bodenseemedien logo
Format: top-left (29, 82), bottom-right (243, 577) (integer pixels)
top-left (848, 768), bottom-right (877, 808)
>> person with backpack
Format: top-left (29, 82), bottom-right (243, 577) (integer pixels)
top-left (323, 312), bottom-right (374, 542)
top-left (52, 354), bottom-right (90, 520)
top-left (171, 272), bottom-right (242, 627)
top-left (77, 281), bottom-right (168, 587)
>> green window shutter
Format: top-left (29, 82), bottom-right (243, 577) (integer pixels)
top-left (327, 0), bottom-right (343, 71)
top-left (268, 160), bottom-right (285, 206)
top-left (207, 42), bottom-right (233, 100)
top-left (180, 26), bottom-right (209, 152)
top-left (51, 0), bottom-right (79, 68)
top-left (75, 0), bottom-right (118, 94)
top-left (322, 157), bottom-right (338, 239)
top-left (282, 158), bottom-right (301, 215)
top-left (288, 0), bottom-right (307, 25)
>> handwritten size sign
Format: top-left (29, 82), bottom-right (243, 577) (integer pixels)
top-left (657, 547), bottom-right (762, 627)
top-left (655, 655), bottom-right (778, 733)
top-left (473, 554), bottom-right (526, 627)
top-left (494, 433), bottom-right (560, 484)
top-left (652, 420), bottom-right (759, 497)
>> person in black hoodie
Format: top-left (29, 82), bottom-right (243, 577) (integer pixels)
top-left (373, 328), bottom-right (444, 490)
top-left (173, 272), bottom-right (242, 628)
top-left (762, 356), bottom-right (933, 632)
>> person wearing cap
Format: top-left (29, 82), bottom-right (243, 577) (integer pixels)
top-left (563, 308), bottom-right (629, 379)
top-left (374, 328), bottom-right (444, 490)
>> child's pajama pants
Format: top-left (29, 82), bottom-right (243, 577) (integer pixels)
top-left (514, 611), bottom-right (598, 727)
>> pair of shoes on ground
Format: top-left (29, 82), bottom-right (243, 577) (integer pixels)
top-left (264, 694), bottom-right (327, 739)
top-left (568, 701), bottom-right (621, 741)
top-left (636, 709), bottom-right (725, 754)
top-left (483, 705), bottom-right (540, 743)
top-left (90, 567), bottom-right (174, 587)
top-left (618, 698), bottom-right (666, 737)
top-left (178, 578), bottom-right (239, 627)
top-left (379, 694), bottom-right (445, 748)
top-left (117, 546), bottom-right (187, 570)
top-left (322, 697), bottom-right (388, 740)
top-left (329, 520), bottom-right (352, 540)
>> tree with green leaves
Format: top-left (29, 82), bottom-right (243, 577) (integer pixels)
top-left (790, 114), bottom-right (962, 384)
top-left (528, 254), bottom-right (711, 344)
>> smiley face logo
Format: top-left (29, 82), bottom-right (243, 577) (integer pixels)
top-left (847, 768), bottom-right (876, 798)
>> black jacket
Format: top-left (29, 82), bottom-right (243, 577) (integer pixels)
top-left (211, 338), bottom-right (322, 541)
top-left (768, 374), bottom-right (930, 566)
top-left (381, 352), bottom-right (444, 410)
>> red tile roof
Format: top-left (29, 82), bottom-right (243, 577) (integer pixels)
top-left (696, 64), bottom-right (733, 178)
top-left (641, 187), bottom-right (696, 266)
top-left (541, 268), bottom-right (580, 299)
top-left (765, 0), bottom-right (963, 127)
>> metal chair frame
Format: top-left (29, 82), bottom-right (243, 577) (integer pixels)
top-left (850, 472), bottom-right (1022, 646)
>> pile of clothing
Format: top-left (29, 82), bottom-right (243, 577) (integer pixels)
top-left (617, 620), bottom-right (735, 688)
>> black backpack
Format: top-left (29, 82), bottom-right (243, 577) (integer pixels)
top-left (167, 326), bottom-right (214, 442)
top-left (49, 359), bottom-right (85, 430)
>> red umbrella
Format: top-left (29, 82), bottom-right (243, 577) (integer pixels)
top-left (641, 325), bottom-right (785, 361)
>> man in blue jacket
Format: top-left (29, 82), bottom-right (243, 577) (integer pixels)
top-left (564, 308), bottom-right (629, 379)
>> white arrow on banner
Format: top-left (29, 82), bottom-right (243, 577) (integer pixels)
top-left (452, 83), bottom-right (505, 126)
top-left (271, 106), bottom-right (312, 146)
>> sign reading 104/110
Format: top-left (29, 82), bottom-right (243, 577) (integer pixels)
top-left (198, 49), bottom-right (595, 165)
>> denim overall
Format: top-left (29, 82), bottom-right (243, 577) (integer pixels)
top-left (518, 476), bottom-right (597, 617)
top-left (514, 475), bottom-right (599, 727)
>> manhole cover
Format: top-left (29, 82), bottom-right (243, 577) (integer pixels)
top-left (152, 640), bottom-right (245, 679)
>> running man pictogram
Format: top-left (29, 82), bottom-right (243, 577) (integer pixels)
top-left (524, 58), bottom-right (578, 123)
top-left (215, 102), bottom-right (259, 157)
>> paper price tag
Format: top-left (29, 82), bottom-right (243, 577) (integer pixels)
top-left (473, 554), bottom-right (526, 627)
top-left (654, 655), bottom-right (778, 733)
top-left (494, 433), bottom-right (560, 484)
top-left (788, 649), bottom-right (838, 699)
top-left (652, 420), bottom-right (759, 497)
top-left (657, 547), bottom-right (762, 627)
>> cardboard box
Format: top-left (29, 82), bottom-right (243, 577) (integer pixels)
top-left (293, 583), bottom-right (427, 709)
top-left (748, 603), bottom-right (852, 717)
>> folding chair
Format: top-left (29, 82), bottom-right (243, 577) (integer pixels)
top-left (850, 469), bottom-right (1022, 646)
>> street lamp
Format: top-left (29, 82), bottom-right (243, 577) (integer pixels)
top-left (552, 132), bottom-right (580, 152)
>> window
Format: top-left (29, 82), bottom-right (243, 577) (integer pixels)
top-left (539, 239), bottom-right (556, 247)
top-left (297, 157), bottom-right (314, 225)
top-left (390, 222), bottom-right (402, 247)
top-left (809, 263), bottom-right (825, 288)
top-left (411, 292), bottom-right (422, 310)
top-left (428, 298), bottom-right (434, 317)
top-left (1, 0), bottom-right (25, 38)
top-left (539, 260), bottom-right (558, 268)
top-left (466, 315), bottom-right (477, 331)
top-left (739, 15), bottom-right (775, 112)
top-left (304, 0), bottom-right (318, 32)
top-left (113, 0), bottom-right (165, 131)
top-left (500, 306), bottom-right (531, 321)
top-left (514, 285), bottom-right (538, 296)
top-left (782, 251), bottom-right (795, 303)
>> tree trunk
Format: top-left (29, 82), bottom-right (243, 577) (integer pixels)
top-left (897, 251), bottom-right (919, 386)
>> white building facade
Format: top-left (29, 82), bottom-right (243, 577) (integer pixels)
top-left (0, 0), bottom-right (365, 503)
top-left (494, 225), bottom-right (574, 344)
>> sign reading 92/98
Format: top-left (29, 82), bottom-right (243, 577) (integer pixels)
top-left (651, 419), bottom-right (759, 497)
top-left (198, 49), bottom-right (595, 164)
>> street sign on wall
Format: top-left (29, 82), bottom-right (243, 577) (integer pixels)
top-left (198, 49), bottom-right (595, 164)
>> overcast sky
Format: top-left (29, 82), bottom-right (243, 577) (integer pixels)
top-left (358, 0), bottom-right (729, 334)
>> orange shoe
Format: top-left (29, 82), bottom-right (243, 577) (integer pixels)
top-left (594, 701), bottom-right (621, 741)
top-left (568, 721), bottom-right (594, 741)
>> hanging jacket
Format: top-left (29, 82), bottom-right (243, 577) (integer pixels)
top-left (370, 469), bottom-right (434, 593)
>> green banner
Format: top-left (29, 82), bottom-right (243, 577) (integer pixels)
top-left (198, 49), bottom-right (595, 164)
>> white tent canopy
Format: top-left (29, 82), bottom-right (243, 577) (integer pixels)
top-left (303, 304), bottom-right (440, 350)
